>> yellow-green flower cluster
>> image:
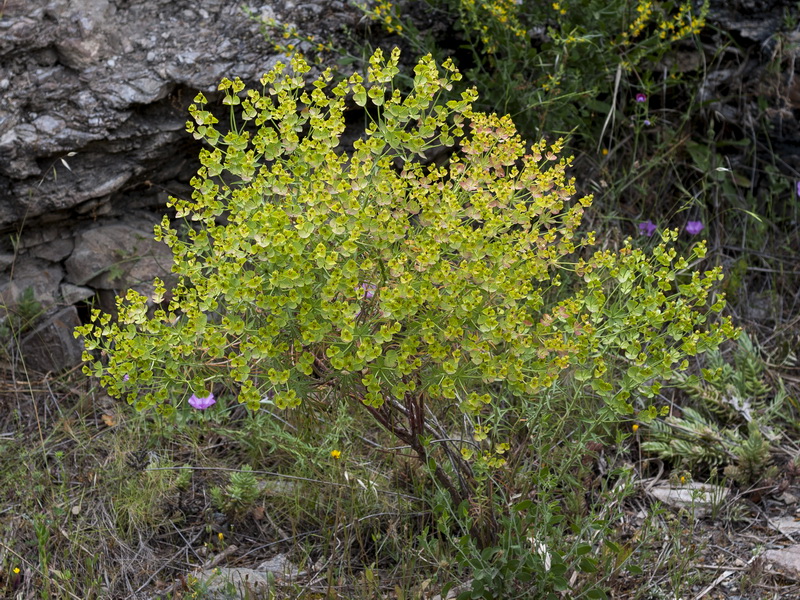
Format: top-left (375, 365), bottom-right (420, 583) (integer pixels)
top-left (365, 0), bottom-right (526, 49)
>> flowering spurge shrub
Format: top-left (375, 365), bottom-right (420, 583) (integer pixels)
top-left (77, 48), bottom-right (734, 505)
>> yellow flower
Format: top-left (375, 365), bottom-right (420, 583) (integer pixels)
top-left (632, 424), bottom-right (639, 433)
top-left (330, 449), bottom-right (341, 459)
top-left (218, 532), bottom-right (224, 541)
top-left (601, 148), bottom-right (609, 156)
top-left (13, 567), bottom-right (20, 574)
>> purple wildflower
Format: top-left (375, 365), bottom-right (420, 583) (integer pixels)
top-left (123, 374), bottom-right (130, 381)
top-left (644, 119), bottom-right (651, 126)
top-left (358, 283), bottom-right (376, 299)
top-left (188, 392), bottom-right (216, 410)
top-left (638, 220), bottom-right (657, 237)
top-left (685, 220), bottom-right (704, 235)
top-left (796, 180), bottom-right (800, 197)
top-left (636, 93), bottom-right (647, 103)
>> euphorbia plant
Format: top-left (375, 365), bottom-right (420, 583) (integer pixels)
top-left (77, 48), bottom-right (734, 514)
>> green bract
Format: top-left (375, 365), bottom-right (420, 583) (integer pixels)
top-left (77, 48), bottom-right (734, 434)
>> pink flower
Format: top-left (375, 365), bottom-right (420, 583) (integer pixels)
top-left (636, 93), bottom-right (647, 103)
top-left (638, 220), bottom-right (657, 237)
top-left (685, 220), bottom-right (704, 235)
top-left (358, 283), bottom-right (376, 299)
top-left (188, 392), bottom-right (216, 410)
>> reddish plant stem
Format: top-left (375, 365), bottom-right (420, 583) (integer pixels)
top-left (357, 393), bottom-right (465, 506)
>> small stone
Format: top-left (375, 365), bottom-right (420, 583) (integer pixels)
top-left (769, 516), bottom-right (800, 536)
top-left (648, 482), bottom-right (729, 518)
top-left (60, 283), bottom-right (94, 305)
top-left (257, 553), bottom-right (298, 577)
top-left (31, 237), bottom-right (74, 262)
top-left (763, 544), bottom-right (800, 580)
top-left (193, 567), bottom-right (271, 599)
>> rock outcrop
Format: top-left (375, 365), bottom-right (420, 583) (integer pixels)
top-left (1, 0), bottom-right (359, 227)
top-left (0, 0), bottom-right (360, 371)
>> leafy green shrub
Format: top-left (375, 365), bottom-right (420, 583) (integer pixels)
top-left (641, 409), bottom-right (778, 486)
top-left (77, 48), bottom-right (733, 549)
top-left (210, 465), bottom-right (261, 519)
top-left (642, 333), bottom-right (782, 486)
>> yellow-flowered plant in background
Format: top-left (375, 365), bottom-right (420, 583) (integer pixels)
top-left (358, 0), bottom-right (710, 147)
top-left (552, 0), bottom-right (709, 71)
top-left (364, 0), bottom-right (526, 53)
top-left (621, 0), bottom-right (655, 41)
top-left (369, 0), bottom-right (404, 34)
top-left (616, 0), bottom-right (709, 66)
top-left (454, 0), bottom-right (527, 53)
top-left (252, 13), bottom-right (335, 63)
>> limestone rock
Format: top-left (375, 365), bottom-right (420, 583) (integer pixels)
top-left (18, 305), bottom-right (84, 373)
top-left (256, 553), bottom-right (299, 578)
top-left (65, 222), bottom-right (173, 289)
top-left (60, 283), bottom-right (95, 305)
top-left (0, 0), bottom-right (362, 229)
top-left (768, 516), bottom-right (800, 537)
top-left (647, 482), bottom-right (729, 518)
top-left (194, 567), bottom-right (271, 600)
top-left (763, 544), bottom-right (800, 581)
top-left (0, 256), bottom-right (65, 314)
top-left (30, 237), bottom-right (75, 263)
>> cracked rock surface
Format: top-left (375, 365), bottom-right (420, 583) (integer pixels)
top-left (0, 0), bottom-right (359, 227)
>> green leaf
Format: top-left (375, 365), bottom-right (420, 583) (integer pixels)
top-left (578, 557), bottom-right (598, 573)
top-left (552, 577), bottom-right (569, 591)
